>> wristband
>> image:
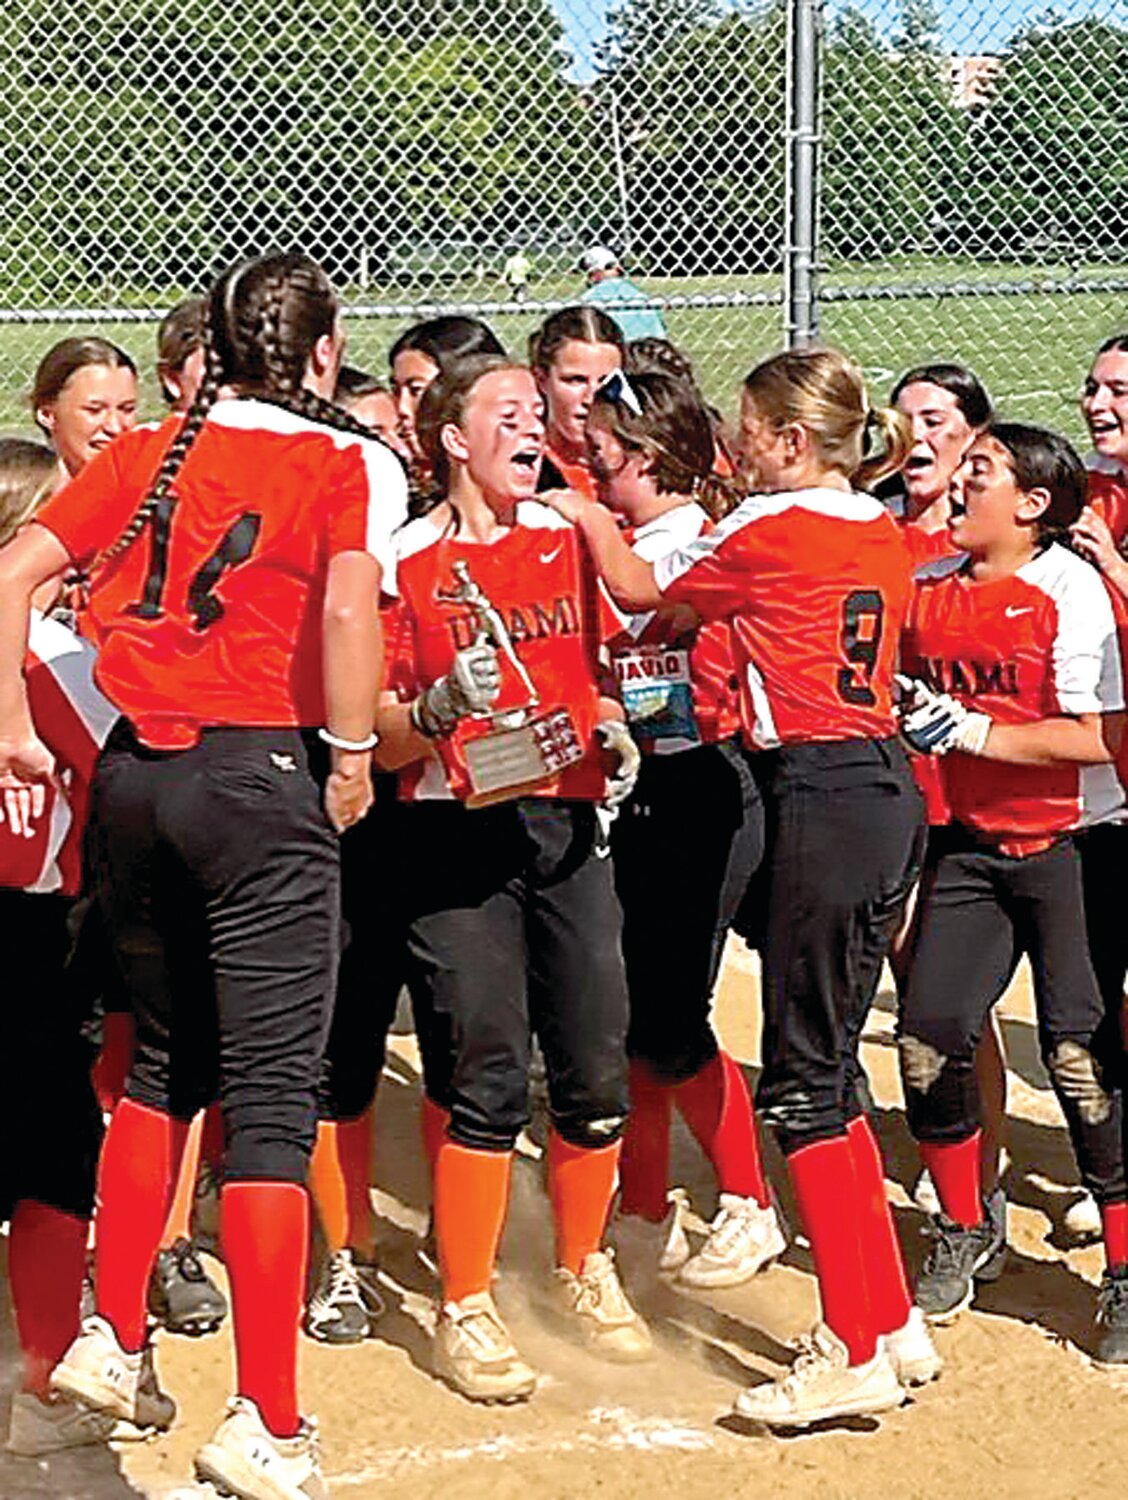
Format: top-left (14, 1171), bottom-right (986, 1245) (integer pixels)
top-left (318, 727), bottom-right (378, 752)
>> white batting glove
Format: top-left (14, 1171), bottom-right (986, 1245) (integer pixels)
top-left (412, 642), bottom-right (502, 738)
top-left (896, 676), bottom-right (991, 756)
top-left (596, 719), bottom-right (641, 810)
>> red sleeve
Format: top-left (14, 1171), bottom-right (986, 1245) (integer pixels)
top-left (1088, 470), bottom-right (1128, 546)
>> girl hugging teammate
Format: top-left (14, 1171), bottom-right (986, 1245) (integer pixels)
top-left (544, 347), bottom-right (939, 1428)
top-left (581, 368), bottom-right (785, 1289)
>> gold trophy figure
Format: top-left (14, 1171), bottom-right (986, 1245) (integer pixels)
top-left (437, 561), bottom-right (583, 805)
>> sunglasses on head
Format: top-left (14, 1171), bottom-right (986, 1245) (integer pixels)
top-left (598, 368), bottom-right (643, 417)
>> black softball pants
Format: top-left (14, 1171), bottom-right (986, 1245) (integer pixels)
top-left (752, 738), bottom-right (924, 1156)
top-left (899, 826), bottom-right (1125, 1205)
top-left (612, 739), bottom-right (763, 1081)
top-left (0, 891), bottom-right (103, 1221)
top-left (402, 798), bottom-right (630, 1152)
top-left (88, 722), bottom-right (340, 1184)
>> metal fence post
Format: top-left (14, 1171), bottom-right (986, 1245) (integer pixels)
top-left (784, 0), bottom-right (822, 348)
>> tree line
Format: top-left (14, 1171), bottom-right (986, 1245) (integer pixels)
top-left (0, 0), bottom-right (1124, 302)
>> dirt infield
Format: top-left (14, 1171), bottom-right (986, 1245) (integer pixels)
top-left (3, 941), bottom-right (1126, 1500)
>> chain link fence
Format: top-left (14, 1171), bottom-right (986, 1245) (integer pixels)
top-left (0, 0), bottom-right (1125, 434)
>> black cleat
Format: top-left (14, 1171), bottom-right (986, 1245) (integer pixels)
top-left (148, 1237), bottom-right (228, 1337)
top-left (1095, 1266), bottom-right (1128, 1366)
top-left (915, 1202), bottom-right (1006, 1324)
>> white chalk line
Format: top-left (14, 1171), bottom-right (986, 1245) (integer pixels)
top-left (329, 1405), bottom-right (719, 1487)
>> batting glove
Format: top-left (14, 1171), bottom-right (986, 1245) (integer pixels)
top-left (597, 719), bottom-right (641, 810)
top-left (897, 677), bottom-right (991, 756)
top-left (412, 642), bottom-right (502, 738)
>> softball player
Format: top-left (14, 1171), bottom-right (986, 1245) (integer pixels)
top-left (388, 315), bottom-right (505, 473)
top-left (879, 363), bottom-right (1011, 1220)
top-left (530, 306), bottom-right (625, 499)
top-left (880, 363), bottom-right (993, 564)
top-left (0, 440), bottom-right (121, 1459)
top-left (544, 347), bottom-right (939, 1428)
top-left (374, 354), bottom-right (648, 1405)
top-left (898, 423), bottom-right (1128, 1361)
top-left (583, 369), bottom-right (784, 1287)
top-left (0, 252), bottom-right (407, 1500)
top-left (31, 337), bottom-right (139, 480)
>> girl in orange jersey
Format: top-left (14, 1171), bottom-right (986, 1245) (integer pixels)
top-left (374, 354), bottom-right (647, 1405)
top-left (544, 347), bottom-right (939, 1428)
top-left (0, 253), bottom-right (406, 1499)
top-left (898, 423), bottom-right (1128, 1358)
top-left (1072, 333), bottom-right (1128, 566)
top-left (582, 369), bottom-right (784, 1288)
top-left (389, 315), bottom-right (506, 474)
top-left (530, 305), bottom-right (625, 498)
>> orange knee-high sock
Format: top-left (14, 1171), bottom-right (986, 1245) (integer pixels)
top-left (675, 1051), bottom-right (770, 1205)
top-left (845, 1114), bottom-right (912, 1337)
top-left (420, 1095), bottom-right (449, 1175)
top-left (94, 1098), bottom-right (188, 1351)
top-left (338, 1109), bottom-right (375, 1253)
top-left (434, 1142), bottom-right (512, 1303)
top-left (308, 1122), bottom-right (348, 1254)
top-left (548, 1131), bottom-right (620, 1275)
top-left (161, 1109), bottom-right (205, 1247)
top-left (619, 1061), bottom-right (673, 1222)
top-left (223, 1181), bottom-right (307, 1438)
top-left (786, 1134), bottom-right (877, 1365)
top-left (9, 1201), bottom-right (88, 1396)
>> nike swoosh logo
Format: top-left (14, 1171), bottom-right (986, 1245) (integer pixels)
top-left (540, 546), bottom-right (564, 564)
top-left (1004, 606), bottom-right (1033, 618)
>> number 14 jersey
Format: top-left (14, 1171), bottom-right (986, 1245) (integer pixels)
top-left (653, 488), bottom-right (912, 747)
top-left (35, 398), bottom-right (408, 749)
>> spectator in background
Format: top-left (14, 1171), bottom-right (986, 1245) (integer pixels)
top-left (502, 248), bottom-right (532, 303)
top-left (579, 247), bottom-right (667, 342)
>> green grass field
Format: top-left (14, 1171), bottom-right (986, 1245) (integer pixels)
top-left (2, 264), bottom-right (1125, 444)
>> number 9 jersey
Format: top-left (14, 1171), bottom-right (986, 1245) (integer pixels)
top-left (34, 398), bottom-right (409, 749)
top-left (653, 488), bottom-right (913, 747)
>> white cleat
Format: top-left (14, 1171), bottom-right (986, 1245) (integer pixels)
top-left (49, 1314), bottom-right (176, 1433)
top-left (610, 1188), bottom-right (691, 1278)
top-left (550, 1250), bottom-right (653, 1362)
top-left (678, 1193), bottom-right (786, 1288)
top-left (194, 1396), bottom-right (327, 1500)
top-left (1063, 1191), bottom-right (1102, 1245)
top-left (732, 1322), bottom-right (906, 1429)
top-left (883, 1306), bottom-right (943, 1387)
top-left (433, 1291), bottom-right (537, 1404)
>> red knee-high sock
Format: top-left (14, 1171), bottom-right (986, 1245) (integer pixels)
top-left (548, 1131), bottom-right (620, 1274)
top-left (787, 1135), bottom-right (877, 1365)
top-left (675, 1051), bottom-right (769, 1206)
top-left (9, 1201), bottom-right (89, 1396)
top-left (94, 1098), bottom-right (188, 1351)
top-left (919, 1134), bottom-right (983, 1228)
top-left (338, 1109), bottom-right (375, 1253)
top-left (1102, 1201), bottom-right (1128, 1271)
top-left (845, 1115), bottom-right (912, 1336)
top-left (223, 1181), bottom-right (308, 1438)
top-left (619, 1061), bottom-right (673, 1221)
top-left (434, 1142), bottom-right (512, 1303)
top-left (420, 1096), bottom-right (449, 1176)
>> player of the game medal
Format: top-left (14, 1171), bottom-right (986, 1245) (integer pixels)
top-left (438, 560), bottom-right (583, 806)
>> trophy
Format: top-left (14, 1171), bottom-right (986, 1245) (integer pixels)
top-left (438, 560), bottom-right (584, 806)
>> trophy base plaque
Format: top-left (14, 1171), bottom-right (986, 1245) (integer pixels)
top-left (464, 708), bottom-right (584, 808)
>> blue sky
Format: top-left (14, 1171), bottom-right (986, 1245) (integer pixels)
top-left (557, 0), bottom-right (1128, 79)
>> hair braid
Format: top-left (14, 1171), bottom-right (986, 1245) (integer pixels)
top-left (96, 303), bottom-right (223, 569)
